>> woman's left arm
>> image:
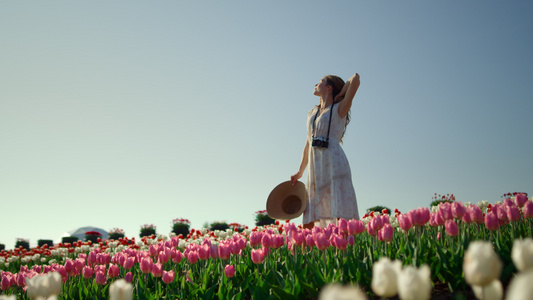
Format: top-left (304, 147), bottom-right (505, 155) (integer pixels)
top-left (337, 73), bottom-right (360, 118)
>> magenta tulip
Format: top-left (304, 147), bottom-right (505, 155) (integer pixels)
top-left (347, 235), bottom-right (355, 246)
top-left (524, 200), bottom-right (533, 218)
top-left (516, 193), bottom-right (528, 207)
top-left (124, 272), bottom-right (133, 283)
top-left (162, 270), bottom-right (175, 284)
top-left (108, 264), bottom-right (120, 278)
top-left (82, 266), bottom-right (93, 279)
top-left (224, 265), bottom-right (235, 278)
top-left (462, 211), bottom-right (472, 224)
top-left (88, 251), bottom-right (97, 265)
top-left (95, 271), bottom-right (106, 285)
top-left (261, 234), bottom-right (272, 248)
top-left (506, 205), bottom-right (521, 221)
top-left (305, 234), bottom-right (315, 247)
top-left (64, 259), bottom-right (75, 273)
top-left (445, 220), bottom-right (459, 237)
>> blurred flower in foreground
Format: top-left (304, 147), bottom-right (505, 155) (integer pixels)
top-left (26, 272), bottom-right (62, 300)
top-left (472, 279), bottom-right (502, 300)
top-left (505, 270), bottom-right (533, 300)
top-left (371, 257), bottom-right (402, 298)
top-left (511, 238), bottom-right (533, 272)
top-left (109, 278), bottom-right (133, 300)
top-left (397, 264), bottom-right (432, 300)
top-left (319, 283), bottom-right (367, 300)
top-left (463, 241), bottom-right (502, 286)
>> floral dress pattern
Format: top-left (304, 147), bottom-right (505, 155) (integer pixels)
top-left (303, 103), bottom-right (359, 224)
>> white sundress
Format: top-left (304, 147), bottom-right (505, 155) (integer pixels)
top-left (303, 103), bottom-right (359, 225)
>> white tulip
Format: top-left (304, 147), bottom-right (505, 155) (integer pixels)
top-left (26, 275), bottom-right (50, 299)
top-left (511, 238), bottom-right (533, 272)
top-left (397, 264), bottom-right (432, 300)
top-left (463, 241), bottom-right (502, 286)
top-left (505, 270), bottom-right (533, 300)
top-left (109, 278), bottom-right (133, 300)
top-left (472, 280), bottom-right (502, 300)
top-left (0, 295), bottom-right (17, 300)
top-left (47, 272), bottom-right (63, 296)
top-left (319, 283), bottom-right (368, 300)
top-left (371, 257), bottom-right (402, 298)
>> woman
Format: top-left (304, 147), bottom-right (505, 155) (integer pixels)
top-left (290, 73), bottom-right (361, 228)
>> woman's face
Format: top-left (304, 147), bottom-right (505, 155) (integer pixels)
top-left (313, 77), bottom-right (330, 96)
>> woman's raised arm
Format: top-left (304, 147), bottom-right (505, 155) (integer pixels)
top-left (337, 73), bottom-right (360, 118)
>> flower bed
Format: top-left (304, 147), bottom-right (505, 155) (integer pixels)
top-left (1, 195), bottom-right (532, 299)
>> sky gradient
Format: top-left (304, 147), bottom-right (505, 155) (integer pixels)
top-left (1, 1), bottom-right (532, 250)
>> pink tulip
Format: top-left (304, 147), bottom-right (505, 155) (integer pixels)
top-left (108, 264), bottom-right (120, 278)
top-left (347, 219), bottom-right (365, 235)
top-left (495, 204), bottom-right (508, 222)
top-left (439, 202), bottom-right (453, 220)
top-left (506, 205), bottom-right (522, 221)
top-left (452, 202), bottom-right (466, 219)
top-left (124, 257), bottom-right (135, 270)
top-left (224, 265), bottom-right (235, 278)
top-left (249, 232), bottom-right (263, 248)
top-left (429, 213), bottom-right (439, 227)
top-left (314, 232), bottom-right (330, 250)
top-left (1, 275), bottom-right (12, 290)
top-left (75, 258), bottom-right (85, 271)
top-left (94, 264), bottom-right (106, 275)
top-left (366, 222), bottom-right (377, 236)
top-left (187, 251), bottom-right (199, 264)
top-left (435, 210), bottom-right (445, 226)
top-left (377, 224), bottom-right (393, 242)
top-left (261, 234), bottom-right (272, 248)
top-left (162, 270), bottom-right (175, 284)
top-left (503, 198), bottom-right (515, 208)
top-left (171, 248), bottom-right (183, 263)
top-left (337, 218), bottom-right (348, 234)
top-left (151, 263), bottom-right (163, 278)
top-left (371, 216), bottom-right (384, 231)
top-left (516, 193), bottom-right (528, 208)
top-left (398, 214), bottom-right (412, 231)
top-left (290, 231), bottom-right (304, 247)
top-left (305, 234), bottom-right (315, 247)
top-left (198, 245), bottom-right (210, 260)
top-left (462, 211), bottom-right (473, 224)
top-left (524, 200), bottom-right (533, 218)
top-left (140, 257), bottom-right (153, 274)
top-left (15, 273), bottom-right (25, 287)
top-left (218, 242), bottom-right (231, 260)
top-left (251, 248), bottom-right (265, 264)
top-left (124, 272), bottom-right (133, 283)
top-left (64, 259), bottom-right (75, 273)
top-left (88, 251), bottom-right (97, 265)
top-left (332, 234), bottom-right (348, 250)
top-left (82, 266), bottom-right (93, 279)
top-left (271, 235), bottom-right (284, 249)
top-left (468, 205), bottom-right (484, 224)
top-left (347, 235), bottom-right (355, 246)
top-left (445, 220), bottom-right (459, 237)
top-left (95, 271), bottom-right (106, 285)
top-left (159, 248), bottom-right (171, 264)
top-left (149, 244), bottom-right (158, 257)
top-left (209, 243), bottom-right (219, 259)
top-left (485, 212), bottom-right (499, 231)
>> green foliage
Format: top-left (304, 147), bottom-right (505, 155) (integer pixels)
top-left (37, 239), bottom-right (54, 247)
top-left (209, 221), bottom-right (229, 231)
top-left (430, 199), bottom-right (453, 208)
top-left (15, 239), bottom-right (30, 250)
top-left (0, 243), bottom-right (4, 251)
top-left (366, 205), bottom-right (392, 214)
top-left (172, 223), bottom-right (190, 237)
top-left (255, 213), bottom-right (275, 227)
top-left (61, 236), bottom-right (79, 244)
top-left (140, 225), bottom-right (157, 238)
top-left (108, 232), bottom-right (125, 240)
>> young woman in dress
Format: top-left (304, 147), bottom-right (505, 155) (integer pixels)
top-left (290, 73), bottom-right (361, 228)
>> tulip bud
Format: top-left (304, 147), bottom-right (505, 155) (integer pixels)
top-left (224, 265), bottom-right (235, 278)
top-left (505, 270), bottom-right (533, 300)
top-left (124, 272), bottom-right (133, 283)
top-left (472, 280), bottom-right (503, 300)
top-left (162, 270), bottom-right (175, 284)
top-left (463, 241), bottom-right (502, 286)
top-left (511, 238), bottom-right (533, 272)
top-left (484, 212), bottom-right (499, 231)
top-left (109, 278), bottom-right (133, 300)
top-left (371, 258), bottom-right (401, 298)
top-left (319, 283), bottom-right (368, 300)
top-left (251, 248), bottom-right (265, 264)
top-left (445, 220), bottom-right (459, 237)
top-left (397, 265), bottom-right (432, 300)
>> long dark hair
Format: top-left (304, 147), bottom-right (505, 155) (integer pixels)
top-left (323, 75), bottom-right (350, 142)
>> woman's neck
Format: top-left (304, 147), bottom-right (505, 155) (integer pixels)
top-left (320, 94), bottom-right (334, 109)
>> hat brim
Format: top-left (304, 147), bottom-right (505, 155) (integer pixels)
top-left (266, 181), bottom-right (307, 220)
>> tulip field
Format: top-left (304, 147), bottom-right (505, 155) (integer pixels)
top-left (1, 194), bottom-right (533, 300)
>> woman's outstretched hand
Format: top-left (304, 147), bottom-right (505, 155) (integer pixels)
top-left (290, 171), bottom-right (302, 186)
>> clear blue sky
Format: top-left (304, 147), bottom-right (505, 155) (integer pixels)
top-left (1, 1), bottom-right (532, 250)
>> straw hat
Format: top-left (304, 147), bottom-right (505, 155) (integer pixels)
top-left (266, 181), bottom-right (308, 220)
